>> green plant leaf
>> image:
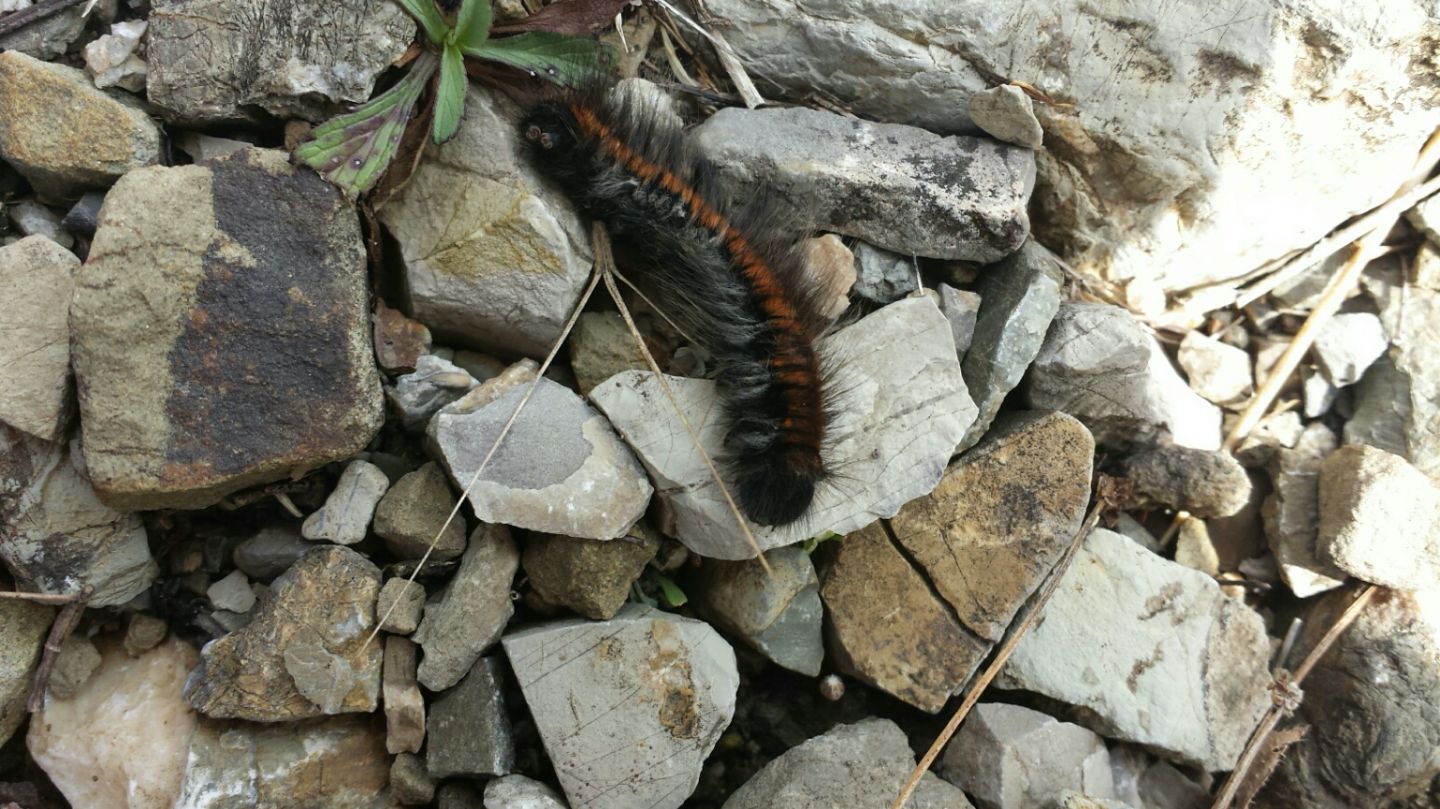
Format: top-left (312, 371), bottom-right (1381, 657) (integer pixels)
top-left (654, 573), bottom-right (688, 608)
top-left (462, 32), bottom-right (605, 85)
top-left (452, 0), bottom-right (492, 50)
top-left (393, 0), bottom-right (449, 46)
top-left (294, 51), bottom-right (438, 197)
top-left (432, 44), bottom-right (467, 143)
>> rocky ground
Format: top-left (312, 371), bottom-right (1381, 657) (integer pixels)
top-left (1, 1), bottom-right (1439, 809)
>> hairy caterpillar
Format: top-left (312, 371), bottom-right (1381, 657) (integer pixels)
top-left (521, 87), bottom-right (835, 527)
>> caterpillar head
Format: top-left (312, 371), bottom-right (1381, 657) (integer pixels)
top-left (521, 106), bottom-right (578, 155)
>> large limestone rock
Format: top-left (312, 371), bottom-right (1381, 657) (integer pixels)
top-left (701, 0), bottom-right (1440, 297)
top-left (999, 529), bottom-right (1271, 771)
top-left (71, 148), bottom-right (383, 510)
top-left (146, 0), bottom-right (413, 124)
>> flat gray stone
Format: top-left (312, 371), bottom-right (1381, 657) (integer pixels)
top-left (71, 148), bottom-right (383, 510)
top-left (146, 0), bottom-right (413, 124)
top-left (376, 577), bottom-right (426, 636)
top-left (693, 106), bottom-right (1033, 261)
top-left (1312, 312), bottom-right (1387, 387)
top-left (969, 84), bottom-right (1044, 149)
top-left (302, 460), bottom-right (390, 546)
top-left (379, 86), bottom-right (593, 357)
top-left (941, 703), bottom-right (1114, 809)
top-left (1024, 303), bottom-right (1222, 451)
top-left (852, 242), bottom-right (918, 304)
top-left (1, 441), bottom-right (156, 608)
top-left (999, 529), bottom-right (1271, 771)
top-left (0, 51), bottom-right (160, 198)
top-left (231, 526), bottom-right (310, 582)
top-left (1178, 331), bottom-right (1254, 407)
top-left (0, 235), bottom-right (77, 440)
top-left (694, 546), bottom-right (824, 676)
top-left (413, 524), bottom-right (519, 691)
top-left (1317, 444), bottom-right (1440, 590)
top-left (430, 362), bottom-right (651, 541)
top-left (591, 295), bottom-right (975, 559)
top-left (957, 239), bottom-right (1064, 450)
top-left (387, 354), bottom-right (479, 432)
top-left (1262, 423), bottom-right (1347, 598)
top-left (936, 284), bottom-right (982, 357)
top-left (483, 775), bottom-right (568, 809)
top-left (8, 201), bottom-right (71, 249)
top-left (502, 604), bottom-right (738, 809)
top-left (427, 656), bottom-right (513, 779)
top-left (724, 718), bottom-right (973, 809)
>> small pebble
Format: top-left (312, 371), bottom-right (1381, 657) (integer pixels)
top-left (389, 752), bottom-right (436, 806)
top-left (123, 613), bottom-right (168, 656)
top-left (48, 635), bottom-right (102, 700)
top-left (206, 569), bottom-right (257, 613)
top-left (376, 577), bottom-right (425, 635)
top-left (9, 200), bottom-right (73, 249)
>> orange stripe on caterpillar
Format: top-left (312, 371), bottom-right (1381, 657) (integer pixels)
top-left (523, 88), bottom-right (835, 527)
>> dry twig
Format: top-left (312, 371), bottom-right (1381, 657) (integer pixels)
top-left (1210, 583), bottom-right (1378, 809)
top-left (890, 491), bottom-right (1109, 809)
top-left (25, 586), bottom-right (93, 712)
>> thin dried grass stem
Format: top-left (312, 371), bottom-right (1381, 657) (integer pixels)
top-left (890, 501), bottom-right (1104, 809)
top-left (1210, 583), bottom-right (1378, 809)
top-left (365, 268), bottom-right (604, 648)
top-left (593, 223), bottom-right (773, 574)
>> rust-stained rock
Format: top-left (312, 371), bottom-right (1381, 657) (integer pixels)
top-left (71, 147), bottom-right (383, 510)
top-left (890, 411), bottom-right (1093, 642)
top-left (820, 522), bottom-right (989, 713)
top-left (184, 546), bottom-right (382, 721)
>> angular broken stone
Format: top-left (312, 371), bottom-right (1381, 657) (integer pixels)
top-left (1121, 444), bottom-right (1252, 518)
top-left (694, 546), bottom-right (824, 676)
top-left (969, 84), bottom-right (1044, 149)
top-left (851, 241), bottom-right (918, 304)
top-left (2, 441), bottom-right (156, 608)
top-left (373, 461), bottom-right (467, 561)
top-left (29, 639), bottom-right (197, 809)
top-left (175, 714), bottom-right (393, 808)
top-left (941, 703), bottom-right (1115, 809)
top-left (301, 460), bottom-right (390, 546)
top-left (1262, 423), bottom-right (1347, 598)
top-left (693, 106), bottom-right (1033, 261)
top-left (231, 526), bottom-right (311, 582)
top-left (892, 411), bottom-right (1093, 643)
top-left (802, 234), bottom-right (857, 320)
top-left (1025, 303), bottom-right (1222, 451)
top-left (1317, 444), bottom-right (1440, 590)
top-left (936, 283), bottom-right (982, 357)
top-left (522, 530), bottom-right (659, 620)
top-left (379, 86), bottom-right (593, 357)
top-left (999, 529), bottom-right (1271, 770)
top-left (0, 51), bottom-right (161, 198)
top-left (0, 236), bottom-right (77, 441)
top-left (502, 604), bottom-right (738, 809)
top-left (1178, 331), bottom-right (1254, 407)
top-left (205, 570), bottom-right (256, 614)
top-left (0, 599), bottom-right (51, 747)
top-left (484, 775), bottom-right (568, 809)
top-left (1312, 311), bottom-right (1387, 387)
top-left (71, 148), bottom-right (383, 510)
top-left (413, 524), bottom-right (519, 691)
top-left (724, 718), bottom-right (973, 809)
top-left (185, 546), bottom-right (382, 721)
top-left (821, 522), bottom-right (988, 713)
top-left (383, 637), bottom-right (425, 755)
top-left (957, 239), bottom-right (1064, 451)
top-left (82, 20), bottom-right (148, 93)
top-left (426, 656), bottom-right (514, 779)
top-left (146, 0), bottom-right (413, 124)
top-left (390, 753), bottom-right (436, 806)
top-left (591, 295), bottom-right (976, 559)
top-left (376, 578), bottom-right (426, 636)
top-left (373, 301), bottom-right (431, 375)
top-left (430, 364), bottom-right (652, 541)
top-left (387, 354), bottom-right (479, 432)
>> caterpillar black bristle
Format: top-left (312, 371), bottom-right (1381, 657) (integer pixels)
top-left (522, 84), bottom-right (835, 527)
